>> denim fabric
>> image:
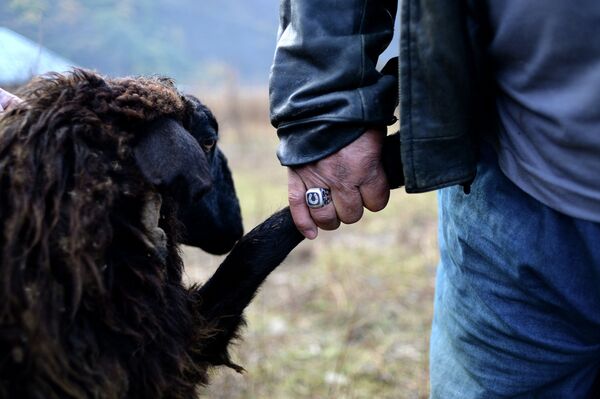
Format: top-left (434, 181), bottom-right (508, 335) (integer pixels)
top-left (431, 145), bottom-right (600, 398)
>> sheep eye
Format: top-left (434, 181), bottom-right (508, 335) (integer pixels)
top-left (201, 138), bottom-right (216, 152)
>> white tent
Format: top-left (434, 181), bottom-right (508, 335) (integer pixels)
top-left (0, 27), bottom-right (75, 86)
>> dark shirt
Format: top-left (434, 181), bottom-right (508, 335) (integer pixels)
top-left (487, 0), bottom-right (600, 222)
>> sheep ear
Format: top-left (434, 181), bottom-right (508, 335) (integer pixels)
top-left (134, 118), bottom-right (212, 200)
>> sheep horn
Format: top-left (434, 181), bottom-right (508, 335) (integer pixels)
top-left (197, 207), bottom-right (303, 317)
top-left (193, 207), bottom-right (303, 366)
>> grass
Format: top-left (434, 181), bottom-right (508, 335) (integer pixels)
top-left (183, 93), bottom-right (439, 398)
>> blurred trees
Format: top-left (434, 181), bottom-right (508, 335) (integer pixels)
top-left (0, 0), bottom-right (279, 85)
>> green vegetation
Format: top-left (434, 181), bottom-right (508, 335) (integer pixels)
top-left (182, 105), bottom-right (438, 398)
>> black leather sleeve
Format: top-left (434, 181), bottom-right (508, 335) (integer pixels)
top-left (269, 0), bottom-right (399, 166)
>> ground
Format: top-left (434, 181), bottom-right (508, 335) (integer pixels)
top-left (183, 92), bottom-right (439, 399)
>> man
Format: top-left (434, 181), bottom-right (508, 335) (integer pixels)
top-left (269, 1), bottom-right (600, 397)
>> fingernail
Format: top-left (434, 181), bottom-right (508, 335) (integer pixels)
top-left (304, 228), bottom-right (317, 240)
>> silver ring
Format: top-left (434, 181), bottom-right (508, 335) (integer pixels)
top-left (305, 188), bottom-right (331, 209)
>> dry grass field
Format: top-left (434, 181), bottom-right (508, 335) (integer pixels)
top-left (185, 90), bottom-right (439, 399)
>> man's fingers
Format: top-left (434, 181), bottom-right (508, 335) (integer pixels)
top-left (331, 184), bottom-right (364, 224)
top-left (359, 164), bottom-right (390, 212)
top-left (302, 178), bottom-right (339, 231)
top-left (308, 200), bottom-right (340, 231)
top-left (287, 126), bottom-right (390, 237)
top-left (292, 167), bottom-right (341, 231)
top-left (288, 168), bottom-right (318, 239)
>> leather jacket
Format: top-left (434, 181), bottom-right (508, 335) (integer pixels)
top-left (269, 0), bottom-right (492, 193)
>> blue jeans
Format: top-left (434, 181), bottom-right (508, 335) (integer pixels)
top-left (431, 146), bottom-right (600, 398)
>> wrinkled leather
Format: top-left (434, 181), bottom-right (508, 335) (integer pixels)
top-left (399, 0), bottom-right (482, 192)
top-left (270, 0), bottom-right (489, 193)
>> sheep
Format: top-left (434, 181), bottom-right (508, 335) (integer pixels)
top-left (0, 69), bottom-right (303, 399)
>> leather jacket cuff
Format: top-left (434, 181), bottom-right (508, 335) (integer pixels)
top-left (277, 121), bottom-right (371, 166)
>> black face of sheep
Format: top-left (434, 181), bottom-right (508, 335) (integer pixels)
top-left (134, 94), bottom-right (244, 255)
top-left (178, 94), bottom-right (244, 254)
top-left (0, 70), bottom-right (303, 399)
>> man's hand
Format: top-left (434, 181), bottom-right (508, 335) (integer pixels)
top-left (0, 88), bottom-right (22, 112)
top-left (288, 129), bottom-right (390, 239)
